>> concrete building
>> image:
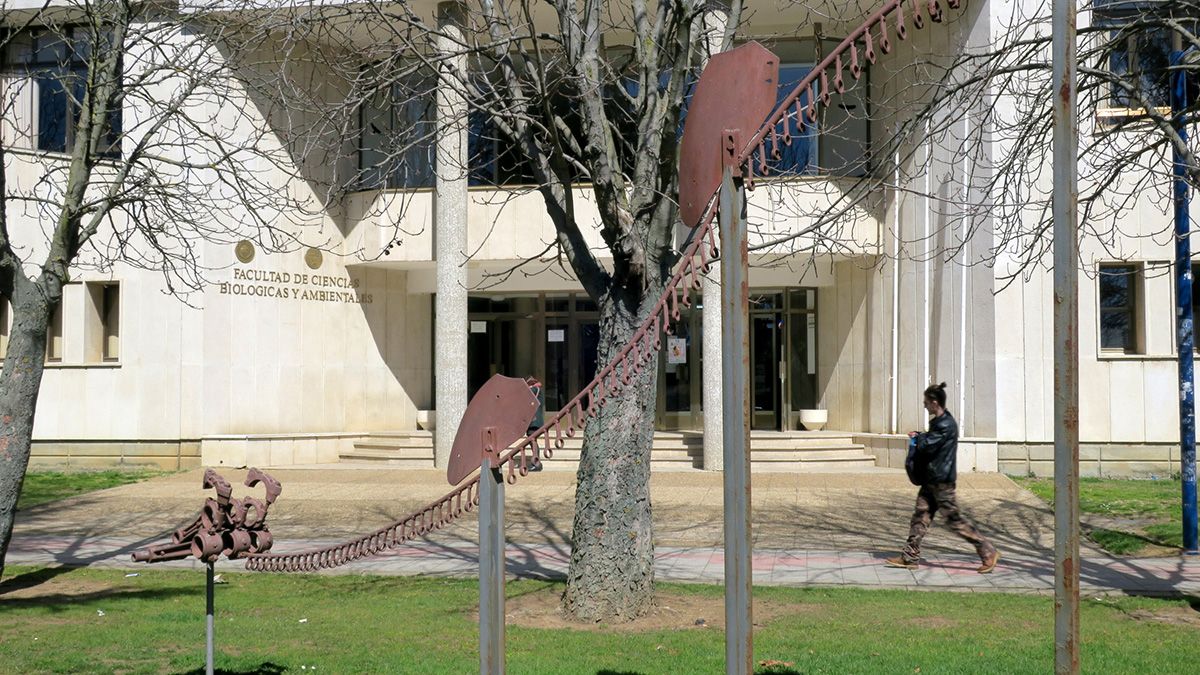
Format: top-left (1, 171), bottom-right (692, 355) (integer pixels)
top-left (1, 0), bottom-right (1189, 477)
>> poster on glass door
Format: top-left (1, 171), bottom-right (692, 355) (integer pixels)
top-left (667, 337), bottom-right (687, 365)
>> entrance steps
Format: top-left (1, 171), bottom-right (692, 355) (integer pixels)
top-left (338, 430), bottom-right (877, 472)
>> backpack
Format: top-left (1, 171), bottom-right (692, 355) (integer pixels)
top-left (904, 436), bottom-right (923, 486)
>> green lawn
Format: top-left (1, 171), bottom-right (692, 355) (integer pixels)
top-left (1, 566), bottom-right (1196, 674)
top-left (1015, 476), bottom-right (1186, 555)
top-left (17, 469), bottom-right (174, 511)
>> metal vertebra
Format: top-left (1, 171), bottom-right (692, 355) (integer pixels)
top-left (133, 468), bottom-right (281, 564)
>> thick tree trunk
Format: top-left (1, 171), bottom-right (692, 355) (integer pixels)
top-left (562, 287), bottom-right (660, 622)
top-left (0, 284), bottom-right (52, 578)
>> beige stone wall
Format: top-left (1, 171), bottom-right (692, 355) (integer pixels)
top-left (1000, 442), bottom-right (1184, 479)
top-left (30, 440), bottom-right (201, 471)
top-left (854, 433), bottom-right (999, 473)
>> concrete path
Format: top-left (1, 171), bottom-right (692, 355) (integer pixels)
top-left (6, 467), bottom-right (1199, 596)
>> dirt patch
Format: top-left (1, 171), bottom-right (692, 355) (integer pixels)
top-left (0, 570), bottom-right (117, 600)
top-left (1128, 606), bottom-right (1200, 629)
top-left (492, 586), bottom-right (801, 633)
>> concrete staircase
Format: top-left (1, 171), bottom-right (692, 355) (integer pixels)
top-left (339, 431), bottom-right (436, 467)
top-left (339, 430), bottom-right (878, 472)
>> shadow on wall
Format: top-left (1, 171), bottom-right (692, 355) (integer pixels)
top-left (349, 263), bottom-right (434, 422)
top-left (219, 37), bottom-right (361, 239)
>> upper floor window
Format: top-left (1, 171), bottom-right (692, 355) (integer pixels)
top-left (1096, 3), bottom-right (1197, 112)
top-left (358, 71), bottom-right (436, 189)
top-left (2, 27), bottom-right (122, 155)
top-left (358, 37), bottom-right (870, 191)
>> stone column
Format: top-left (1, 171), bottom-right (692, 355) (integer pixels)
top-left (701, 0), bottom-right (729, 471)
top-left (434, 1), bottom-right (469, 468)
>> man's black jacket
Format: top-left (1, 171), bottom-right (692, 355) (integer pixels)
top-left (914, 411), bottom-right (958, 484)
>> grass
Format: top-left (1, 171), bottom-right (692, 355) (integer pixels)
top-left (1015, 476), bottom-right (1185, 555)
top-left (1, 565), bottom-right (1197, 674)
top-left (17, 468), bottom-right (174, 511)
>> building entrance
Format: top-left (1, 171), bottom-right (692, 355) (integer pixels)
top-left (747, 290), bottom-right (819, 430)
top-left (465, 288), bottom-right (817, 433)
top-left (467, 294), bottom-right (600, 426)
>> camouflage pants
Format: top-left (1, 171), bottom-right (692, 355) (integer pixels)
top-left (902, 483), bottom-right (996, 563)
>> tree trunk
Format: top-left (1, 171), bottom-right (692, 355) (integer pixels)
top-left (562, 286), bottom-right (661, 622)
top-left (0, 284), bottom-right (52, 578)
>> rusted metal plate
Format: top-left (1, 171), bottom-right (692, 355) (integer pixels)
top-left (678, 41), bottom-right (779, 229)
top-left (447, 374), bottom-right (540, 486)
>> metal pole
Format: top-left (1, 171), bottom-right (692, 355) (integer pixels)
top-left (719, 157), bottom-right (752, 675)
top-left (479, 460), bottom-right (505, 675)
top-left (1051, 0), bottom-right (1080, 667)
top-left (206, 561), bottom-right (215, 675)
top-left (1171, 44), bottom-right (1200, 555)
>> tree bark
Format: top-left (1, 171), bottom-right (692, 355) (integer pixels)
top-left (562, 283), bottom-right (661, 622)
top-left (0, 281), bottom-right (52, 578)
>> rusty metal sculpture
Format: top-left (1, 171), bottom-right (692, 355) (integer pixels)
top-left (244, 0), bottom-right (961, 577)
top-left (133, 468), bottom-right (281, 564)
top-left (133, 468), bottom-right (281, 675)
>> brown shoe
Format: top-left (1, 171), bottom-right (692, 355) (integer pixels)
top-left (978, 551), bottom-right (1000, 574)
top-left (884, 556), bottom-right (918, 570)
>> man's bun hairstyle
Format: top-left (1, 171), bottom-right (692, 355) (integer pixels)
top-left (924, 382), bottom-right (948, 408)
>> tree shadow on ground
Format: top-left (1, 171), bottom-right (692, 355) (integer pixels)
top-left (177, 663), bottom-right (287, 675)
top-left (0, 564), bottom-right (199, 609)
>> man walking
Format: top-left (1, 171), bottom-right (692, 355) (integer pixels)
top-left (885, 382), bottom-right (1000, 573)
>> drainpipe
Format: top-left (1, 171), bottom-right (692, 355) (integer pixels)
top-left (923, 120), bottom-right (931, 395)
top-left (890, 130), bottom-right (901, 434)
top-left (959, 117), bottom-right (970, 429)
top-left (1170, 39), bottom-right (1199, 554)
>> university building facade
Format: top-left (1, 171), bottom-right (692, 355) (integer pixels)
top-left (1, 0), bottom-right (1189, 477)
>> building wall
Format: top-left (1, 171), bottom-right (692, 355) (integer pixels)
top-left (8, 4), bottom-right (1192, 476)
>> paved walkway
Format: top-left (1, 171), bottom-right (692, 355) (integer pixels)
top-left (6, 467), bottom-right (1199, 595)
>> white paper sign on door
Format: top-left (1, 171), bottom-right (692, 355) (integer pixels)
top-left (470, 320), bottom-right (487, 334)
top-left (547, 329), bottom-right (565, 343)
top-left (667, 337), bottom-right (687, 364)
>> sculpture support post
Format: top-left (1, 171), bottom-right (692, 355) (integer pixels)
top-left (479, 460), bottom-right (506, 675)
top-left (719, 156), bottom-right (752, 675)
top-left (206, 562), bottom-right (215, 675)
top-left (1051, 0), bottom-right (1081, 668)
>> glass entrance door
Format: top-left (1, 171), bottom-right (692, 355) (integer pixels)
top-left (750, 313), bottom-right (782, 430)
top-left (468, 318), bottom-right (534, 399)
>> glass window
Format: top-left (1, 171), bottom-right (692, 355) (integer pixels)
top-left (1099, 264), bottom-right (1140, 352)
top-left (575, 297), bottom-right (598, 314)
top-left (102, 284), bottom-right (119, 361)
top-left (4, 28), bottom-right (121, 155)
top-left (767, 64), bottom-right (819, 177)
top-left (1096, 7), bottom-right (1197, 110)
top-left (1107, 27), bottom-right (1172, 109)
top-left (358, 70), bottom-right (436, 189)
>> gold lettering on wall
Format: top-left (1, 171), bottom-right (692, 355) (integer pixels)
top-left (218, 267), bottom-right (374, 304)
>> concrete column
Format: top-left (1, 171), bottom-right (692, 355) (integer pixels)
top-left (701, 0), bottom-right (729, 471)
top-left (434, 1), bottom-right (469, 469)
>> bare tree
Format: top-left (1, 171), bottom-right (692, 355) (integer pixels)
top-left (0, 0), bottom-right (380, 576)
top-left (269, 0), bottom-right (737, 621)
